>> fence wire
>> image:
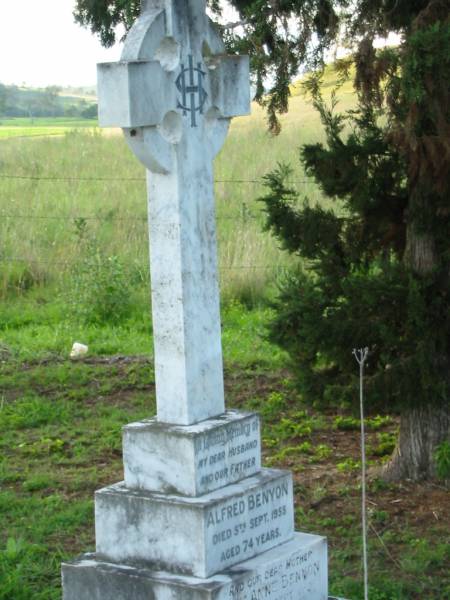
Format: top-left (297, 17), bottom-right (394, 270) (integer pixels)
top-left (0, 213), bottom-right (260, 222)
top-left (0, 170), bottom-right (310, 272)
top-left (0, 256), bottom-right (291, 271)
top-left (0, 173), bottom-right (311, 184)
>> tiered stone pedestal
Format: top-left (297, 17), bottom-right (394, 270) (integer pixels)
top-left (62, 410), bottom-right (329, 599)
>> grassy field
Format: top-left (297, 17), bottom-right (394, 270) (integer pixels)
top-left (0, 70), bottom-right (353, 304)
top-left (1, 69), bottom-right (448, 599)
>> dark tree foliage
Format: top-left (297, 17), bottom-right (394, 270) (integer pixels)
top-left (259, 0), bottom-right (450, 480)
top-left (74, 0), bottom-right (450, 479)
top-left (74, 0), bottom-right (142, 47)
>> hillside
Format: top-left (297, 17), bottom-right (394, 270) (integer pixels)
top-left (0, 62), bottom-right (356, 131)
top-left (254, 62), bottom-right (354, 124)
top-left (0, 83), bottom-right (97, 120)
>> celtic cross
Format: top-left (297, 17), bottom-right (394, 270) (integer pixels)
top-left (97, 0), bottom-right (250, 425)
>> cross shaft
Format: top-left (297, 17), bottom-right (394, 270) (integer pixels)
top-left (97, 0), bottom-right (250, 425)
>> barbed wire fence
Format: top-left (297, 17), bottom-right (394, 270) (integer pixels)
top-left (0, 171), bottom-right (315, 272)
top-left (0, 169), bottom-right (320, 271)
top-left (0, 257), bottom-right (292, 272)
top-left (0, 173), bottom-right (311, 184)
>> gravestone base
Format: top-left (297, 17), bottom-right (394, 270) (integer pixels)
top-left (63, 533), bottom-right (328, 600)
top-left (95, 469), bottom-right (294, 578)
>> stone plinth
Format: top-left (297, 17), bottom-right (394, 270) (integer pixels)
top-left (123, 410), bottom-right (261, 496)
top-left (95, 469), bottom-right (294, 578)
top-left (63, 533), bottom-right (328, 600)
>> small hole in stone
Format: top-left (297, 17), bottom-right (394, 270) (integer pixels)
top-left (130, 129), bottom-right (137, 137)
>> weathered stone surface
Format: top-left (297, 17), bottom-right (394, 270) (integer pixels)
top-left (147, 156), bottom-right (225, 425)
top-left (63, 532), bottom-right (328, 600)
top-left (123, 410), bottom-right (261, 496)
top-left (97, 60), bottom-right (169, 128)
top-left (95, 469), bottom-right (294, 577)
top-left (97, 0), bottom-right (250, 426)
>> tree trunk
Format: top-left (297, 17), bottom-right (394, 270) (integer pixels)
top-left (382, 403), bottom-right (450, 481)
top-left (404, 231), bottom-right (436, 275)
top-left (389, 188), bottom-right (450, 482)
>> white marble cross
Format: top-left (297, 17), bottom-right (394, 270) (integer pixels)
top-left (97, 0), bottom-right (250, 425)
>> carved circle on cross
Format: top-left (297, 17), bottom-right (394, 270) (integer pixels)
top-left (120, 3), bottom-right (231, 175)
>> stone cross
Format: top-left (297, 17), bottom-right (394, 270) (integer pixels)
top-left (97, 0), bottom-right (250, 425)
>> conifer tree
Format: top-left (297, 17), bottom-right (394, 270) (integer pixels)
top-left (259, 1), bottom-right (450, 480)
top-left (75, 0), bottom-right (450, 479)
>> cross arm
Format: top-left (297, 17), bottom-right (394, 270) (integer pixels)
top-left (208, 55), bottom-right (250, 119)
top-left (97, 60), bottom-right (173, 128)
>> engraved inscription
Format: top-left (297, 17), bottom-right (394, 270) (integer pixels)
top-left (194, 416), bottom-right (260, 491)
top-left (228, 547), bottom-right (323, 600)
top-left (205, 478), bottom-right (293, 567)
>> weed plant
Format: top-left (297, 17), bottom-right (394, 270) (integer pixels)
top-left (68, 218), bottom-right (133, 325)
top-left (434, 441), bottom-right (450, 480)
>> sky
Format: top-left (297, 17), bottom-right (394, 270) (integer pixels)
top-left (0, 1), bottom-right (123, 88)
top-left (0, 1), bottom-right (398, 90)
top-left (0, 1), bottom-right (239, 89)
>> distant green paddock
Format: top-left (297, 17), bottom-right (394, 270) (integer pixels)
top-left (0, 117), bottom-right (97, 139)
top-left (0, 117), bottom-right (96, 127)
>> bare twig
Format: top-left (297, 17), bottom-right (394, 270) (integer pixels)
top-left (222, 20), bottom-right (246, 30)
top-left (369, 523), bottom-right (403, 570)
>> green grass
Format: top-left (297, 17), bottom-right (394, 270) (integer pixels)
top-left (0, 287), bottom-right (285, 368)
top-left (0, 127), bottom-right (76, 139)
top-left (0, 119), bottom-right (312, 293)
top-left (1, 352), bottom-right (447, 599)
